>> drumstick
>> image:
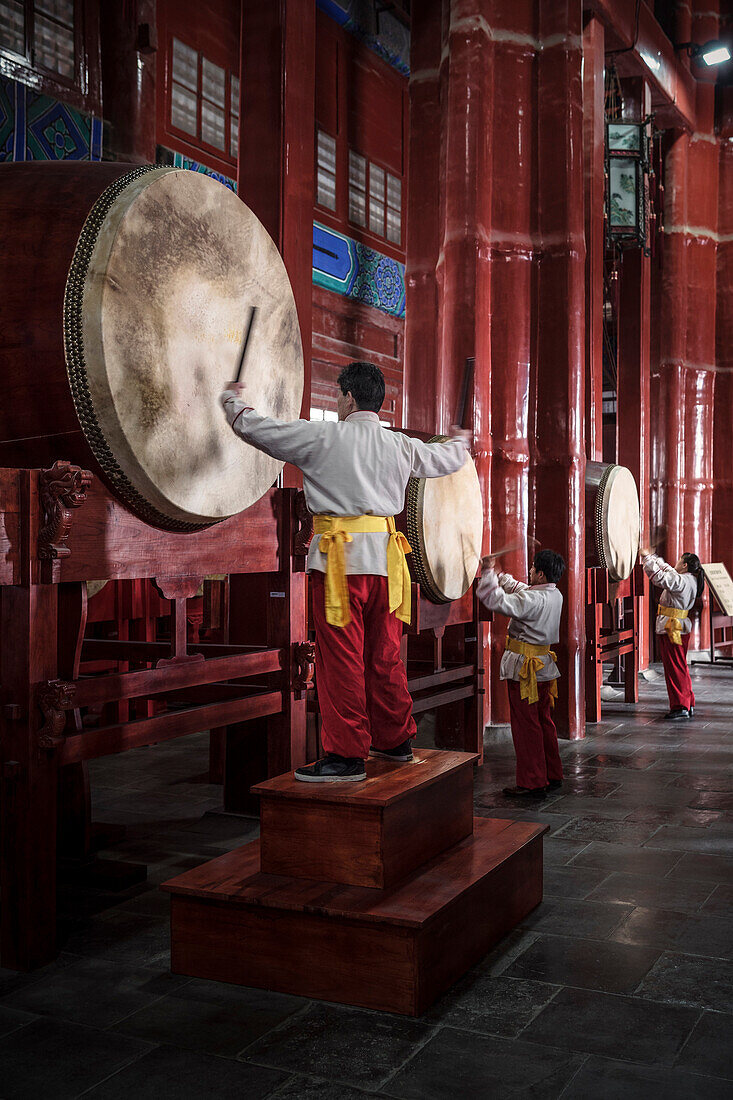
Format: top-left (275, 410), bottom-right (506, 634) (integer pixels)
top-left (455, 356), bottom-right (475, 430)
top-left (234, 306), bottom-right (258, 384)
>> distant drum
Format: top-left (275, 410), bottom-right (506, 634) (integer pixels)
top-left (0, 163), bottom-right (304, 530)
top-left (586, 462), bottom-right (640, 581)
top-left (406, 438), bottom-right (483, 603)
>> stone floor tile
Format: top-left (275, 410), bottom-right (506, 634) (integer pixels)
top-left (2, 957), bottom-right (190, 1028)
top-left (520, 897), bottom-right (632, 939)
top-left (642, 823), bottom-right (733, 857)
top-left (569, 842), bottom-right (683, 876)
top-left (0, 1004), bottom-right (37, 1038)
top-left (522, 985), bottom-right (699, 1064)
top-left (503, 933), bottom-right (660, 994)
top-left (542, 864), bottom-right (612, 900)
top-left (559, 1055), bottom-right (732, 1099)
top-left (115, 979), bottom-right (307, 1057)
top-left (83, 1045), bottom-right (287, 1099)
top-left (242, 1003), bottom-right (433, 1091)
top-left (675, 1010), bottom-right (733, 1081)
top-left (553, 818), bottom-right (662, 845)
top-left (666, 852), bottom-right (733, 884)
top-left (426, 974), bottom-right (560, 1036)
top-left (635, 952), bottom-right (733, 1012)
top-left (0, 1018), bottom-right (151, 1100)
top-left (585, 872), bottom-right (715, 914)
top-left (700, 883), bottom-right (733, 914)
top-left (380, 1027), bottom-right (584, 1100)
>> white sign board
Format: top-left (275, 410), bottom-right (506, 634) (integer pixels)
top-left (701, 562), bottom-right (733, 618)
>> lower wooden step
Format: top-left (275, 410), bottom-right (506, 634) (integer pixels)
top-left (162, 817), bottom-right (547, 1016)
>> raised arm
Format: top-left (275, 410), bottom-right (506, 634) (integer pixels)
top-left (641, 552), bottom-right (689, 596)
top-left (476, 567), bottom-right (541, 620)
top-left (220, 390), bottom-right (320, 467)
top-left (407, 429), bottom-right (470, 478)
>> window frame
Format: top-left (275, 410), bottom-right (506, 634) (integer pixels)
top-left (0, 0), bottom-right (99, 113)
top-left (165, 32), bottom-right (238, 172)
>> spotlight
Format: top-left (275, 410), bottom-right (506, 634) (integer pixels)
top-left (675, 39), bottom-right (732, 66)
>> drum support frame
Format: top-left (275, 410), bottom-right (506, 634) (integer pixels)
top-left (585, 564), bottom-right (647, 723)
top-left (0, 464), bottom-right (313, 971)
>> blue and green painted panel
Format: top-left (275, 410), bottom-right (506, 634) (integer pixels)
top-left (316, 0), bottom-right (410, 76)
top-left (313, 221), bottom-right (406, 318)
top-left (0, 76), bottom-right (101, 161)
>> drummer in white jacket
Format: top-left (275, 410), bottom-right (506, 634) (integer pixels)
top-left (477, 550), bottom-right (566, 799)
top-left (221, 360), bottom-right (470, 782)
top-left (640, 548), bottom-right (703, 719)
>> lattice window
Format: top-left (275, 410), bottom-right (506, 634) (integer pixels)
top-left (170, 35), bottom-right (237, 159)
top-left (316, 129), bottom-right (337, 210)
top-left (0, 0), bottom-right (75, 80)
top-left (348, 151), bottom-right (367, 227)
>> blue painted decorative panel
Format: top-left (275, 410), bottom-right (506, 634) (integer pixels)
top-left (313, 221), bottom-right (406, 318)
top-left (0, 77), bottom-right (102, 161)
top-left (316, 0), bottom-right (410, 76)
top-left (171, 151), bottom-right (237, 194)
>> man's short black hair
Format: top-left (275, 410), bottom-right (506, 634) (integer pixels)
top-left (534, 549), bottom-right (566, 585)
top-left (337, 361), bottom-right (385, 413)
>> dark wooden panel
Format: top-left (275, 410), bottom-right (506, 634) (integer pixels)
top-left (58, 690), bottom-right (282, 765)
top-left (170, 895), bottom-right (417, 1014)
top-left (162, 818), bottom-right (544, 928)
top-left (260, 759), bottom-right (473, 889)
top-left (165, 819), bottom-right (548, 1016)
top-left (251, 749), bottom-right (478, 807)
top-left (57, 483), bottom-right (281, 581)
top-left (0, 468), bottom-right (20, 584)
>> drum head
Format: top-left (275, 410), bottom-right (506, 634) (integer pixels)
top-left (407, 439), bottom-right (483, 603)
top-left (64, 166), bottom-right (303, 530)
top-left (596, 464), bottom-right (640, 581)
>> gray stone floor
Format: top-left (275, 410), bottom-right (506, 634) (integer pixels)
top-left (1, 662), bottom-right (731, 1098)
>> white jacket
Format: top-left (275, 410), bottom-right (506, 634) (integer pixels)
top-left (476, 568), bottom-right (563, 681)
top-left (643, 554), bottom-right (697, 636)
top-left (220, 393), bottom-right (469, 575)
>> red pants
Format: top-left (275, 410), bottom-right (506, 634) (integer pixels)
top-left (659, 632), bottom-right (695, 711)
top-left (311, 572), bottom-right (417, 759)
top-left (507, 679), bottom-right (563, 790)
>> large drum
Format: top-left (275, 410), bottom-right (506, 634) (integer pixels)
top-left (0, 163), bottom-right (303, 529)
top-left (406, 437), bottom-right (483, 604)
top-left (586, 462), bottom-right (640, 581)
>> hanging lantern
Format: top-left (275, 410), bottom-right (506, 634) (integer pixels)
top-left (605, 121), bottom-right (650, 250)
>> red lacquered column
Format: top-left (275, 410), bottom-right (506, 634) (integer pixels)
top-left (531, 0), bottom-right (586, 738)
top-left (582, 14), bottom-right (605, 464)
top-left (100, 0), bottom-right (156, 163)
top-left (238, 1), bottom-right (315, 426)
top-left (486, 2), bottom-right (536, 723)
top-left (617, 79), bottom-right (651, 668)
top-left (404, 0), bottom-right (442, 434)
top-left (713, 89), bottom-right (733, 569)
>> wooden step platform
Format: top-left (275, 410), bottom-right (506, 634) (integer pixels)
top-left (252, 749), bottom-right (477, 888)
top-left (162, 816), bottom-right (547, 1016)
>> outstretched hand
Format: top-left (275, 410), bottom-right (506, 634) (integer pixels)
top-left (450, 425), bottom-right (473, 448)
top-left (481, 554), bottom-right (497, 572)
top-left (225, 381), bottom-right (246, 398)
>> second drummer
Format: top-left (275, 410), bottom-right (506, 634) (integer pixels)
top-left (221, 360), bottom-right (470, 782)
top-left (477, 550), bottom-right (566, 800)
top-left (640, 547), bottom-right (703, 719)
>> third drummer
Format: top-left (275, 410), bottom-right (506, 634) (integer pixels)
top-left (220, 360), bottom-right (470, 782)
top-left (477, 550), bottom-right (566, 799)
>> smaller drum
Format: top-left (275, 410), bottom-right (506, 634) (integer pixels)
top-left (406, 437), bottom-right (484, 603)
top-left (586, 462), bottom-right (640, 582)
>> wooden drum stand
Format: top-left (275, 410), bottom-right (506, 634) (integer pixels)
top-left (0, 461), bottom-right (314, 970)
top-left (585, 563), bottom-right (647, 723)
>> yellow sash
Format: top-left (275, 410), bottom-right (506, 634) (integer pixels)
top-left (314, 514), bottom-right (412, 629)
top-left (658, 604), bottom-right (688, 646)
top-left (506, 637), bottom-right (558, 707)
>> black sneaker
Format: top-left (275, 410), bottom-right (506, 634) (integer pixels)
top-left (502, 785), bottom-right (546, 800)
top-left (546, 779), bottom-right (563, 790)
top-left (689, 705), bottom-right (695, 717)
top-left (664, 707), bottom-right (691, 721)
top-left (294, 755), bottom-right (366, 783)
top-left (369, 739), bottom-right (414, 762)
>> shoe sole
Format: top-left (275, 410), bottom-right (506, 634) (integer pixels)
top-left (369, 750), bottom-right (413, 762)
top-left (294, 772), bottom-right (366, 783)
